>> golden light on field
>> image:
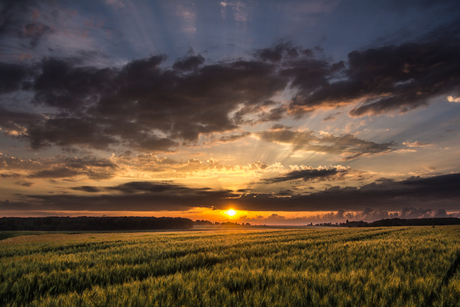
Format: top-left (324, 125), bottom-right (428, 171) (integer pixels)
top-left (225, 209), bottom-right (237, 217)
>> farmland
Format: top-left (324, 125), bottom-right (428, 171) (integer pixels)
top-left (1, 227), bottom-right (460, 306)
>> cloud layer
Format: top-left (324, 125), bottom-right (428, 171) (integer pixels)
top-left (1, 26), bottom-right (459, 155)
top-left (1, 172), bottom-right (459, 214)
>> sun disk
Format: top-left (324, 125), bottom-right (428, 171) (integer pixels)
top-left (226, 209), bottom-right (237, 217)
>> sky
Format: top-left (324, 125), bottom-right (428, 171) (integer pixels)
top-left (0, 0), bottom-right (460, 224)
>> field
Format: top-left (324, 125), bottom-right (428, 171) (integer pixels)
top-left (1, 227), bottom-right (460, 306)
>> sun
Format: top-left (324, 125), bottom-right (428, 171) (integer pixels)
top-left (225, 209), bottom-right (237, 217)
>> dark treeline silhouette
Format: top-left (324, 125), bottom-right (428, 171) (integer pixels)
top-left (0, 216), bottom-right (194, 231)
top-left (342, 217), bottom-right (460, 227)
top-left (194, 220), bottom-right (213, 226)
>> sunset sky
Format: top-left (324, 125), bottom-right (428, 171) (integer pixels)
top-left (1, 0), bottom-right (460, 224)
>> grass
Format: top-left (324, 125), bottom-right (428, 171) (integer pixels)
top-left (1, 227), bottom-right (460, 306)
top-left (0, 231), bottom-right (47, 241)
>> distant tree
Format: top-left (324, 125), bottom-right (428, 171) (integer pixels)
top-left (194, 220), bottom-right (213, 226)
top-left (0, 217), bottom-right (194, 231)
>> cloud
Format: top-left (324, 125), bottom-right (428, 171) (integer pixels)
top-left (106, 181), bottom-right (192, 194)
top-left (2, 172), bottom-right (459, 214)
top-left (0, 62), bottom-right (30, 94)
top-left (15, 180), bottom-right (34, 187)
top-left (270, 124), bottom-right (291, 130)
top-left (22, 21), bottom-right (53, 47)
top-left (322, 112), bottom-right (341, 122)
top-left (173, 54), bottom-right (205, 71)
top-left (288, 29), bottom-right (460, 117)
top-left (447, 96), bottom-right (460, 103)
top-left (235, 206), bottom-right (457, 225)
top-left (232, 102), bottom-right (288, 126)
top-left (2, 31), bottom-right (460, 153)
top-left (27, 117), bottom-right (119, 150)
top-left (0, 154), bottom-right (119, 180)
top-left (1, 173), bottom-right (21, 178)
top-left (235, 173), bottom-right (460, 212)
top-left (16, 181), bottom-right (238, 212)
top-left (71, 186), bottom-right (102, 193)
top-left (402, 141), bottom-right (429, 148)
top-left (399, 206), bottom-right (449, 219)
top-left (213, 132), bottom-right (251, 144)
top-left (0, 1), bottom-right (51, 49)
top-left (257, 127), bottom-right (395, 160)
top-left (33, 57), bottom-right (118, 111)
top-left (3, 54), bottom-right (287, 151)
top-left (254, 42), bottom-right (312, 63)
top-left (124, 155), bottom-right (271, 178)
top-left (28, 167), bottom-right (82, 179)
top-left (0, 152), bottom-right (277, 181)
top-left (0, 106), bottom-right (46, 136)
top-left (236, 208), bottom-right (395, 225)
top-left (262, 166), bottom-right (348, 184)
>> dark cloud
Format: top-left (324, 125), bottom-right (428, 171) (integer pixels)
top-left (0, 62), bottom-right (30, 94)
top-left (216, 132), bottom-right (251, 143)
top-left (275, 189), bottom-right (294, 196)
top-left (255, 42), bottom-right (313, 63)
top-left (270, 124), bottom-right (291, 130)
top-left (28, 167), bottom-right (81, 179)
top-left (107, 181), bottom-right (191, 194)
top-left (6, 55), bottom-right (286, 151)
top-left (15, 180), bottom-right (34, 187)
top-left (2, 32), bottom-right (459, 153)
top-left (131, 136), bottom-right (178, 152)
top-left (173, 54), bottom-right (205, 71)
top-left (289, 32), bottom-right (460, 116)
top-left (27, 117), bottom-right (118, 149)
top-left (257, 127), bottom-right (395, 160)
top-left (0, 105), bottom-right (46, 136)
top-left (263, 167), bottom-right (348, 184)
top-left (232, 102), bottom-right (287, 125)
top-left (2, 173), bottom-right (458, 213)
top-left (71, 186), bottom-right (102, 193)
top-left (281, 59), bottom-right (339, 98)
top-left (62, 157), bottom-right (118, 170)
top-left (33, 58), bottom-right (117, 111)
top-left (0, 1), bottom-right (31, 36)
top-left (1, 173), bottom-right (21, 178)
top-left (0, 0), bottom-right (53, 49)
top-left (237, 188), bottom-right (252, 193)
top-left (236, 173), bottom-right (460, 212)
top-left (16, 181), bottom-right (238, 211)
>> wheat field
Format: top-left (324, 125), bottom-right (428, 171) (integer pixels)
top-left (1, 227), bottom-right (460, 306)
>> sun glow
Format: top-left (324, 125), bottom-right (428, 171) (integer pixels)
top-left (225, 209), bottom-right (237, 217)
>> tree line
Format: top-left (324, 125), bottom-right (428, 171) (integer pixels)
top-left (0, 216), bottom-right (194, 231)
top-left (342, 217), bottom-right (460, 227)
